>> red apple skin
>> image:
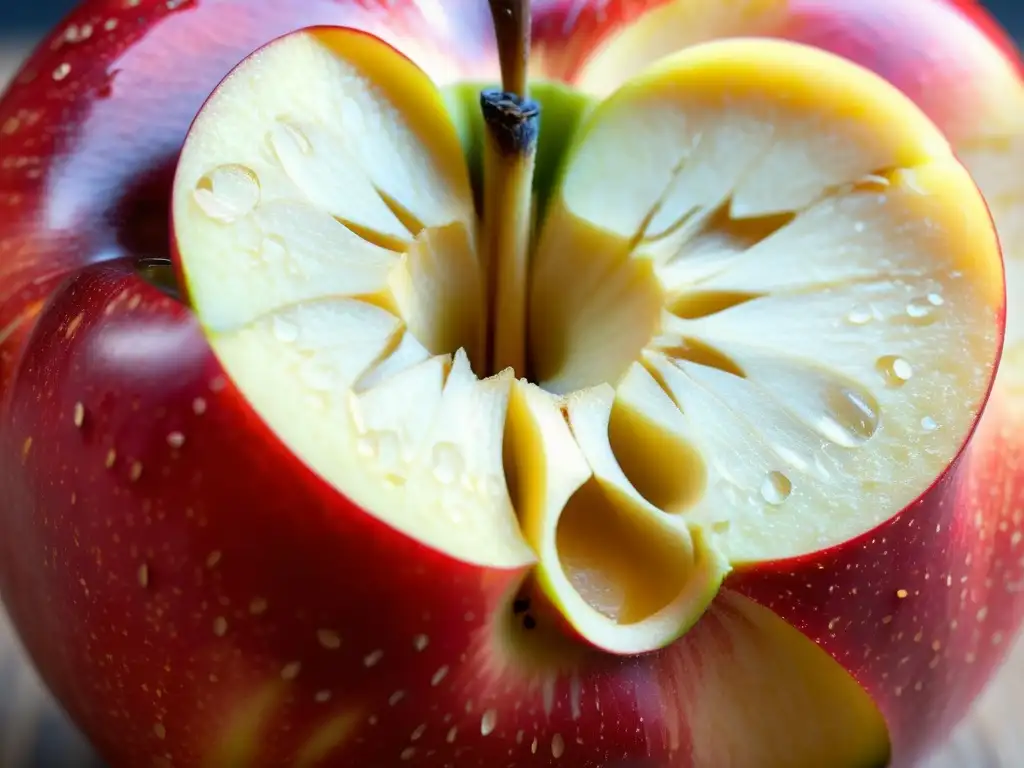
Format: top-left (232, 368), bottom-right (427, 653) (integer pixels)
top-left (533, 0), bottom-right (1024, 761)
top-left (0, 1), bottom-right (1019, 767)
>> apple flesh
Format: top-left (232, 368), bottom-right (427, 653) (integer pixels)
top-left (0, 1), bottom-right (1020, 767)
top-left (164, 20), bottom-right (1003, 764)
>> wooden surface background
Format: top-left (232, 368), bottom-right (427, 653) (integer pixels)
top-left (0, 37), bottom-right (1021, 768)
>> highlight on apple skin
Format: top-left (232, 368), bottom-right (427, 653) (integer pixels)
top-left (0, 1), bottom-right (1020, 767)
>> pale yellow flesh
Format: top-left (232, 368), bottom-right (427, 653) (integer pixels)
top-left (172, 32), bottom-right (1001, 651)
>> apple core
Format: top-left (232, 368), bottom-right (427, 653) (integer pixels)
top-left (171, 17), bottom-right (1002, 656)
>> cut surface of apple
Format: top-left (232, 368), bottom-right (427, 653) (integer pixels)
top-left (171, 29), bottom-right (1002, 654)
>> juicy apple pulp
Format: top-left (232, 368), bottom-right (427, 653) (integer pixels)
top-left (0, 1), bottom-right (1017, 768)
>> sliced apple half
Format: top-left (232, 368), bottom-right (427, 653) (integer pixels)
top-left (171, 29), bottom-right (1002, 656)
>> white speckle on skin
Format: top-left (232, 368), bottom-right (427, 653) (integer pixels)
top-left (431, 666), bottom-right (448, 686)
top-left (167, 431), bottom-right (185, 448)
top-left (552, 733), bottom-right (565, 758)
top-left (318, 629), bottom-right (342, 650)
top-left (315, 690), bottom-right (332, 703)
top-left (52, 62), bottom-right (71, 81)
top-left (73, 402), bottom-right (85, 428)
top-left (446, 726), bottom-right (457, 743)
top-left (249, 597), bottom-right (268, 615)
top-left (570, 675), bottom-right (582, 720)
top-left (213, 616), bottom-right (228, 637)
top-left (481, 709), bottom-right (498, 736)
top-left (400, 747), bottom-right (415, 760)
top-left (281, 661), bottom-right (302, 680)
top-left (192, 397), bottom-right (207, 415)
top-left (413, 634), bottom-right (429, 651)
top-left (129, 461), bottom-right (143, 482)
top-left (389, 690), bottom-right (406, 706)
top-left (411, 724), bottom-right (426, 741)
top-left (206, 551), bottom-right (222, 568)
top-left (137, 563), bottom-right (149, 588)
top-left (364, 649), bottom-right (384, 667)
top-left (153, 723), bottom-right (166, 739)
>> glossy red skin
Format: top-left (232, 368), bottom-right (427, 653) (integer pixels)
top-left (0, 1), bottom-right (1021, 766)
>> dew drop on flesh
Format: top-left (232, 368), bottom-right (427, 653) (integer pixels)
top-left (816, 385), bottom-right (880, 448)
top-left (272, 315), bottom-right (300, 344)
top-left (845, 305), bottom-right (873, 326)
top-left (193, 164), bottom-right (260, 223)
top-left (920, 415), bottom-right (938, 432)
top-left (760, 471), bottom-right (792, 506)
top-left (876, 355), bottom-right (914, 387)
top-left (905, 297), bottom-right (939, 323)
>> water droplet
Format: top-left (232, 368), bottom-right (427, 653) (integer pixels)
top-left (760, 471), bottom-right (792, 506)
top-left (920, 416), bottom-right (938, 432)
top-left (846, 305), bottom-right (873, 325)
top-left (272, 315), bottom-right (300, 343)
top-left (905, 297), bottom-right (937, 323)
top-left (816, 385), bottom-right (880, 447)
top-left (480, 709), bottom-right (498, 736)
top-left (927, 292), bottom-right (944, 306)
top-left (193, 164), bottom-right (260, 223)
top-left (431, 441), bottom-right (464, 485)
top-left (876, 355), bottom-right (913, 387)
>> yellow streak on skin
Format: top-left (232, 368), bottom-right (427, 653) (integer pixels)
top-left (293, 709), bottom-right (362, 768)
top-left (203, 683), bottom-right (283, 768)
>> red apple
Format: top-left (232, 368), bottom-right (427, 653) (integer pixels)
top-left (0, 2), bottom-right (1020, 768)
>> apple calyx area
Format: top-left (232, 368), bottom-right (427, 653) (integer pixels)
top-left (170, 22), bottom-right (1002, 655)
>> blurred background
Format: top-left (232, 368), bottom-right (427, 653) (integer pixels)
top-left (0, 1), bottom-right (1021, 767)
top-left (0, 0), bottom-right (1022, 44)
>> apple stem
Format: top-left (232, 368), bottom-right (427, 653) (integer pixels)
top-left (481, 0), bottom-right (540, 377)
top-left (488, 0), bottom-right (531, 98)
top-left (481, 92), bottom-right (539, 376)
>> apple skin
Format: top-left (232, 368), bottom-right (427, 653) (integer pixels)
top-left (0, 1), bottom-right (1019, 767)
